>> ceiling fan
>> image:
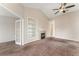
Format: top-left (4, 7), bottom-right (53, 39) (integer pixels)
top-left (52, 3), bottom-right (75, 14)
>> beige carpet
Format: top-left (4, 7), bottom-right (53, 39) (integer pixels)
top-left (0, 37), bottom-right (79, 56)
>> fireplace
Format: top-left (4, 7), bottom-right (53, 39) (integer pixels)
top-left (41, 33), bottom-right (45, 39)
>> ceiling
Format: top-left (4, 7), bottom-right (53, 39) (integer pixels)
top-left (23, 3), bottom-right (79, 19)
top-left (0, 5), bottom-right (17, 17)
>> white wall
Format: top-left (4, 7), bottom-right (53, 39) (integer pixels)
top-left (24, 7), bottom-right (50, 38)
top-left (0, 15), bottom-right (16, 43)
top-left (52, 10), bottom-right (79, 41)
top-left (0, 4), bottom-right (50, 38)
top-left (0, 4), bottom-right (50, 44)
top-left (15, 6), bottom-right (50, 44)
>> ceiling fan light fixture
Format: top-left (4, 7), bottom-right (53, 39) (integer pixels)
top-left (60, 9), bottom-right (63, 12)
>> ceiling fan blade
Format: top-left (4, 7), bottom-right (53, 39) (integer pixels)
top-left (59, 3), bottom-right (67, 9)
top-left (52, 9), bottom-right (59, 10)
top-left (54, 11), bottom-right (59, 14)
top-left (65, 5), bottom-right (75, 8)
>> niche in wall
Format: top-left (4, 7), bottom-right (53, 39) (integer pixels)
top-left (24, 17), bottom-right (37, 44)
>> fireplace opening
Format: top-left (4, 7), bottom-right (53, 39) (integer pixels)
top-left (41, 33), bottom-right (45, 39)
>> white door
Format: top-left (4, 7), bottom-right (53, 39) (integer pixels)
top-left (15, 20), bottom-right (22, 45)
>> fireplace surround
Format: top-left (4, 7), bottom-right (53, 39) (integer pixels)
top-left (41, 32), bottom-right (45, 39)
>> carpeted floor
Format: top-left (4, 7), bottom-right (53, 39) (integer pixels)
top-left (0, 37), bottom-right (79, 56)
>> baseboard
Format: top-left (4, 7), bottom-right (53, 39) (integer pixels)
top-left (0, 40), bottom-right (15, 44)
